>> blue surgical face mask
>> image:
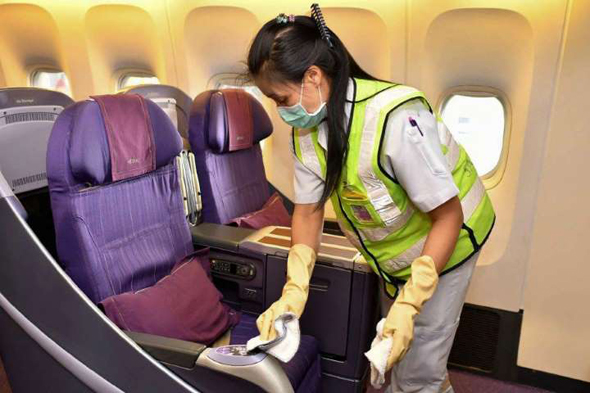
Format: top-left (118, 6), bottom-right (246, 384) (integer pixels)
top-left (277, 82), bottom-right (327, 129)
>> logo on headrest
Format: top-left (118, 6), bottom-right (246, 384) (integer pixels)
top-left (127, 158), bottom-right (140, 165)
top-left (236, 136), bottom-right (244, 141)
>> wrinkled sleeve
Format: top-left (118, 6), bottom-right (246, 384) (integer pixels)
top-left (378, 100), bottom-right (459, 212)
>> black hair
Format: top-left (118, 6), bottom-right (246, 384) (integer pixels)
top-left (247, 15), bottom-right (380, 207)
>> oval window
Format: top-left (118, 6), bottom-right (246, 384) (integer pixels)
top-left (441, 93), bottom-right (506, 178)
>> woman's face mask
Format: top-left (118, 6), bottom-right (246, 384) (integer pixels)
top-left (277, 82), bottom-right (327, 129)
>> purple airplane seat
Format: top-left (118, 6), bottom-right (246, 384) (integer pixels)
top-left (47, 94), bottom-right (193, 302)
top-left (189, 89), bottom-right (292, 226)
top-left (46, 94), bottom-right (320, 392)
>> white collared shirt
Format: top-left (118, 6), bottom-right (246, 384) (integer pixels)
top-left (291, 79), bottom-right (459, 213)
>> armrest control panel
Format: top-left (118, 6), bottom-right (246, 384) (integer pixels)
top-left (209, 249), bottom-right (265, 312)
top-left (211, 258), bottom-right (256, 280)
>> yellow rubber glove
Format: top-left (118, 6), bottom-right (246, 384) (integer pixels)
top-left (256, 244), bottom-right (316, 341)
top-left (383, 255), bottom-right (439, 370)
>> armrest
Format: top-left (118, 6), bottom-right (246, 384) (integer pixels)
top-left (126, 330), bottom-right (294, 392)
top-left (124, 330), bottom-right (206, 368)
top-left (191, 223), bottom-right (255, 252)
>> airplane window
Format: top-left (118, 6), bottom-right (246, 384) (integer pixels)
top-left (119, 74), bottom-right (160, 89)
top-left (30, 70), bottom-right (72, 96)
top-left (441, 94), bottom-right (506, 178)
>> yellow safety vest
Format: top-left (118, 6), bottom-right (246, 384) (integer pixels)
top-left (292, 78), bottom-right (495, 297)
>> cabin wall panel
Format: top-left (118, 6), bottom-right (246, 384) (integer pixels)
top-left (408, 0), bottom-right (568, 313)
top-left (0, 0), bottom-right (176, 99)
top-left (518, 0), bottom-right (590, 382)
top-left (0, 4), bottom-right (64, 87)
top-left (183, 6), bottom-right (259, 95)
top-left (84, 4), bottom-right (167, 94)
top-left (322, 8), bottom-right (390, 80)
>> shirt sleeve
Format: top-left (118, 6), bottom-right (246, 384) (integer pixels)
top-left (379, 100), bottom-right (459, 212)
top-left (289, 133), bottom-right (326, 205)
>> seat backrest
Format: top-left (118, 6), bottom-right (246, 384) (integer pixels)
top-left (189, 89), bottom-right (273, 224)
top-left (0, 87), bottom-right (74, 257)
top-left (124, 85), bottom-right (202, 226)
top-left (122, 84), bottom-right (193, 141)
top-left (47, 94), bottom-right (193, 303)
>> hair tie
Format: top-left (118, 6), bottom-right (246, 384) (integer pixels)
top-left (310, 3), bottom-right (334, 48)
top-left (276, 13), bottom-right (295, 25)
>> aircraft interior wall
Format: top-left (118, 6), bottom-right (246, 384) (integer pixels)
top-left (84, 3), bottom-right (174, 95)
top-left (519, 0), bottom-right (590, 382)
top-left (0, 4), bottom-right (65, 87)
top-left (0, 0), bottom-right (588, 385)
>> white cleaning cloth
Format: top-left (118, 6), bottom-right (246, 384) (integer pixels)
top-left (246, 313), bottom-right (300, 363)
top-left (365, 318), bottom-right (393, 389)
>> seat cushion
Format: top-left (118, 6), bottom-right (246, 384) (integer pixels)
top-left (99, 248), bottom-right (239, 345)
top-left (230, 192), bottom-right (292, 229)
top-left (230, 313), bottom-right (321, 391)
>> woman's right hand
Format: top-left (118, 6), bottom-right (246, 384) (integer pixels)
top-left (256, 203), bottom-right (324, 341)
top-left (256, 244), bottom-right (317, 340)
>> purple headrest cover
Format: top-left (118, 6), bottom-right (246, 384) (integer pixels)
top-left (192, 89), bottom-right (272, 154)
top-left (68, 95), bottom-right (182, 185)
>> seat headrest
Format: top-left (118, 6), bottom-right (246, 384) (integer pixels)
top-left (123, 84), bottom-right (193, 139)
top-left (191, 89), bottom-right (272, 154)
top-left (59, 94), bottom-right (181, 186)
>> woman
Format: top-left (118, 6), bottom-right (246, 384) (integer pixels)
top-left (248, 6), bottom-right (495, 393)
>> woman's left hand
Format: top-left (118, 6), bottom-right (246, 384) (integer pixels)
top-left (382, 255), bottom-right (439, 369)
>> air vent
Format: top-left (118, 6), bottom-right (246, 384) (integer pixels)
top-left (5, 112), bottom-right (56, 124)
top-left (448, 306), bottom-right (501, 372)
top-left (11, 172), bottom-right (47, 189)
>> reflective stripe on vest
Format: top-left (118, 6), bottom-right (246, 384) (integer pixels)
top-left (292, 78), bottom-right (495, 284)
top-left (377, 176), bottom-right (487, 273)
top-left (440, 120), bottom-right (462, 170)
top-left (293, 128), bottom-right (324, 179)
top-left (356, 86), bottom-right (425, 227)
